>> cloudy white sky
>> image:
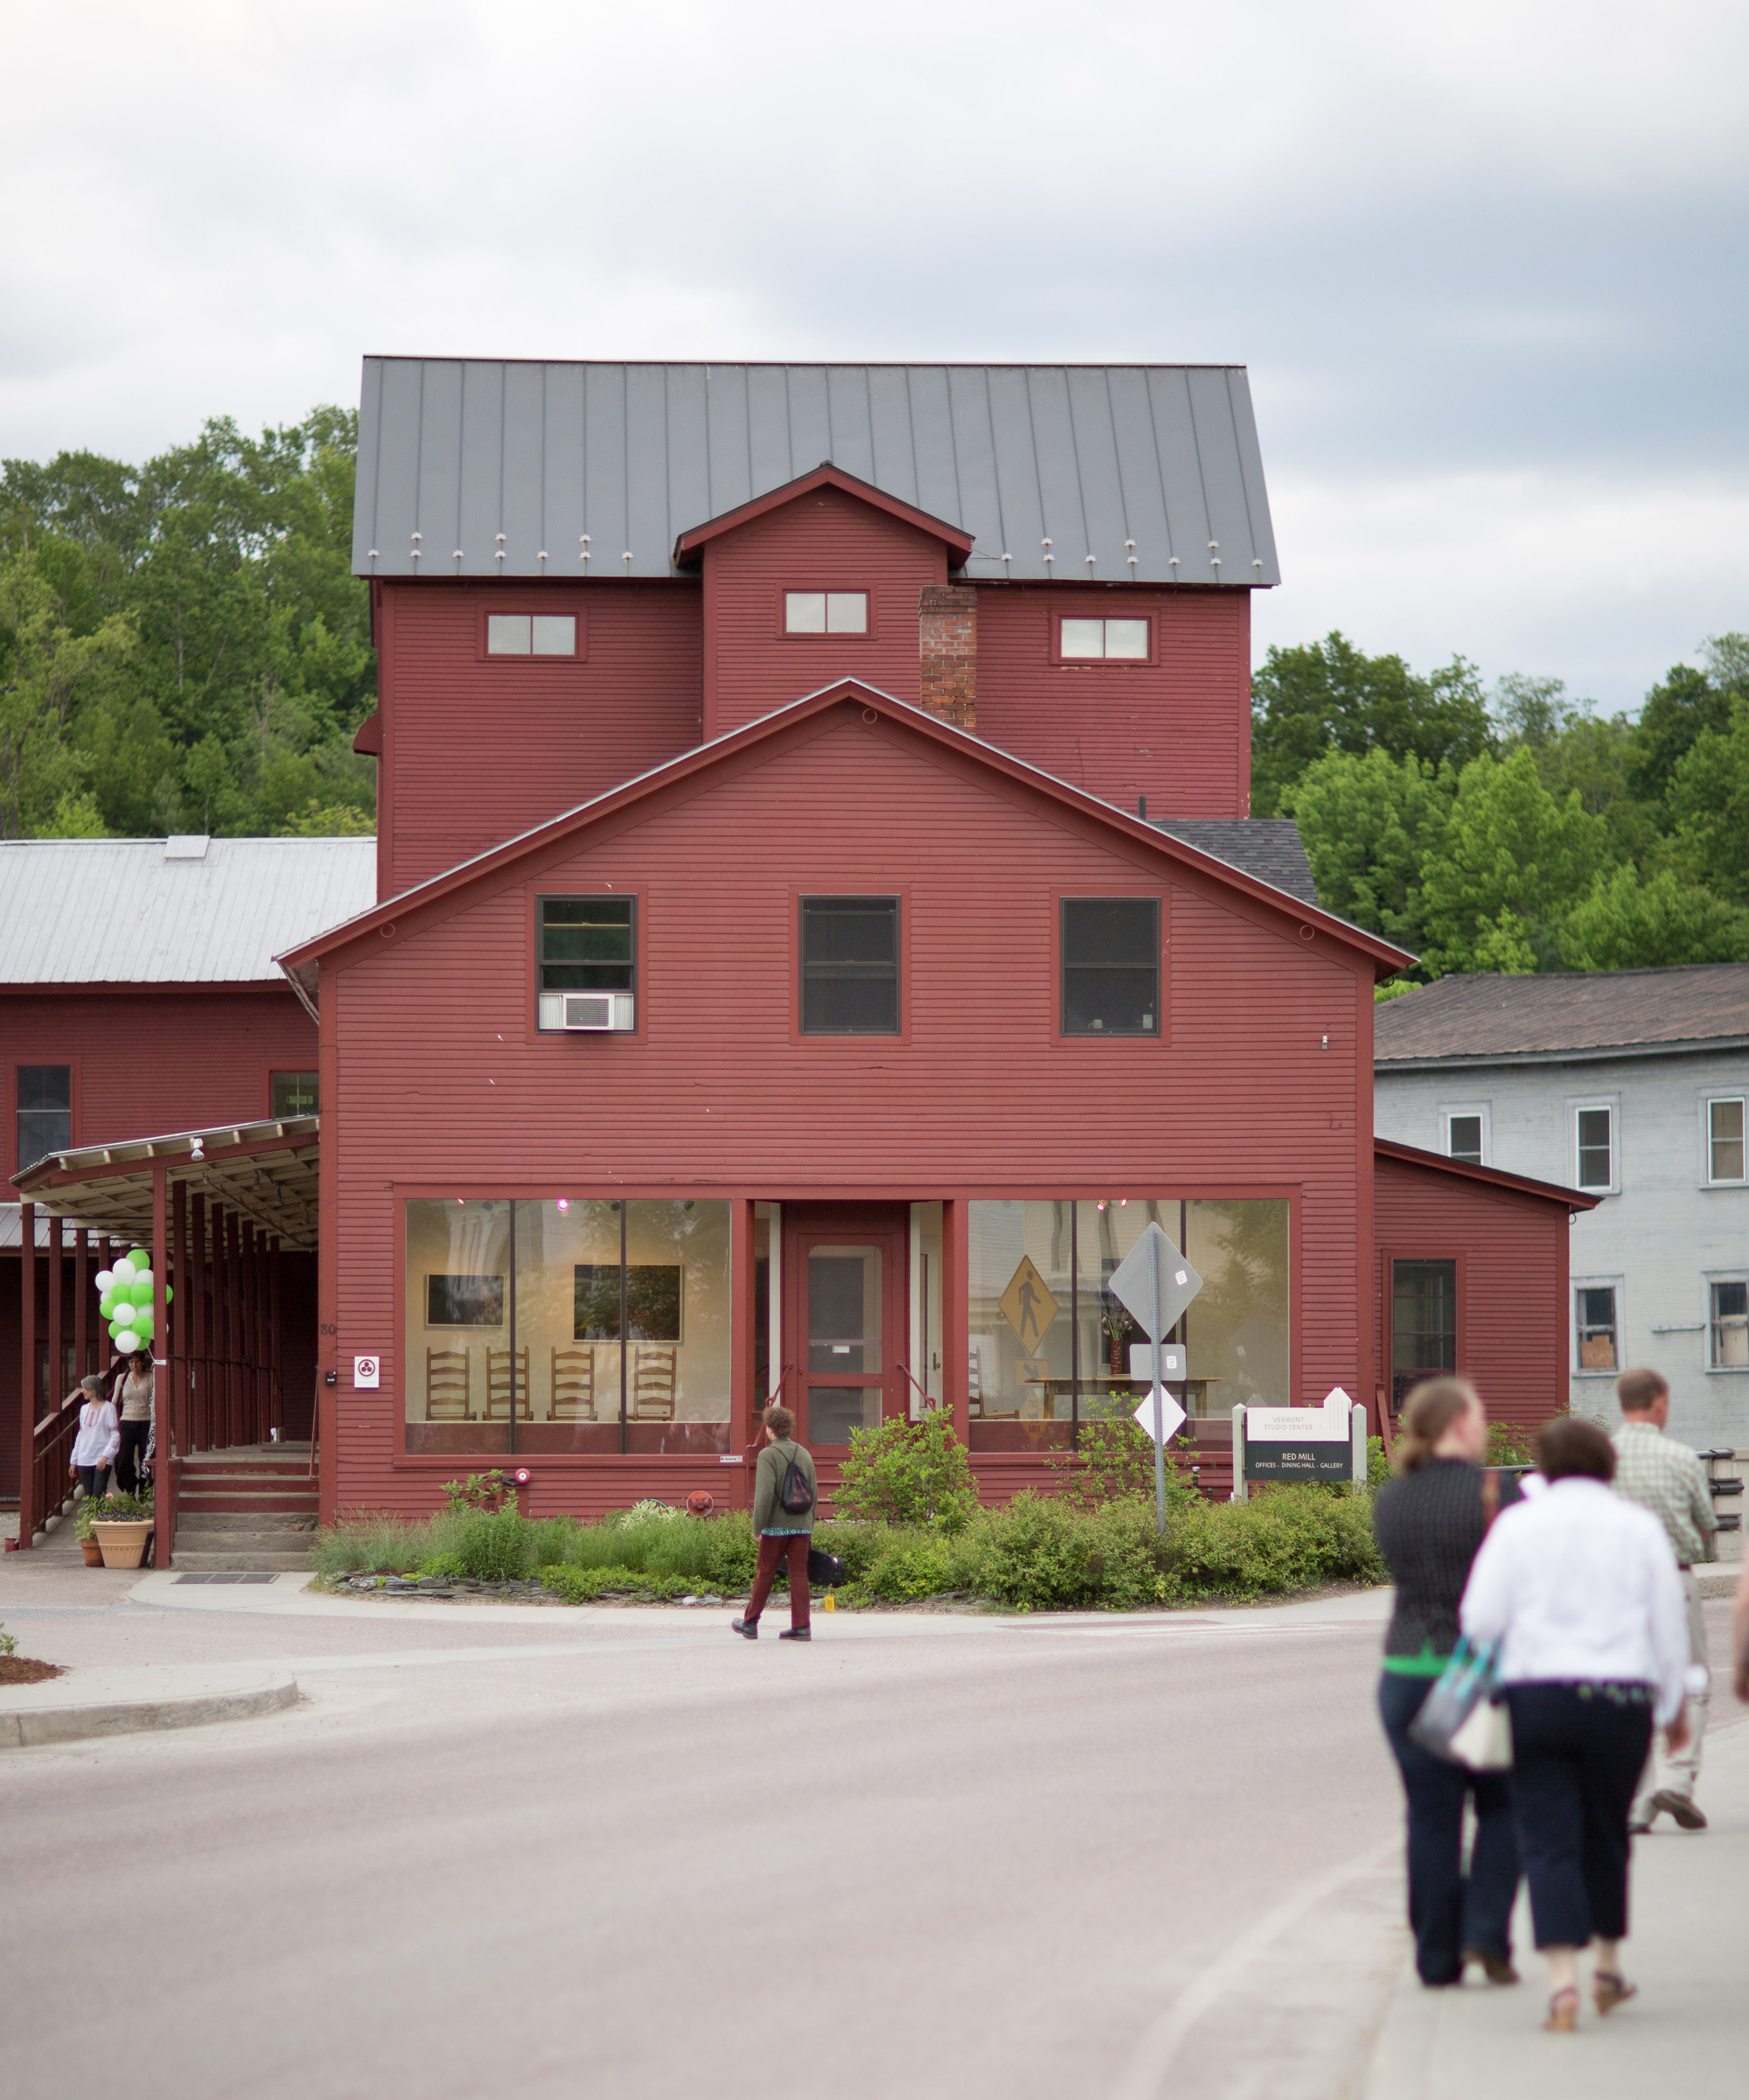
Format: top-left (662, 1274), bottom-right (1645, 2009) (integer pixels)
top-left (3, 0), bottom-right (1745, 710)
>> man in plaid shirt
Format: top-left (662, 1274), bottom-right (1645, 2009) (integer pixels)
top-left (1613, 1366), bottom-right (1718, 1831)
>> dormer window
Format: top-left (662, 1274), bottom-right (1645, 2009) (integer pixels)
top-left (1059, 617), bottom-right (1149, 662)
top-left (785, 591), bottom-right (868, 635)
top-left (487, 613), bottom-right (577, 656)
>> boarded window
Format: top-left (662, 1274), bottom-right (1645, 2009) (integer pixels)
top-left (1576, 1285), bottom-right (1619, 1371)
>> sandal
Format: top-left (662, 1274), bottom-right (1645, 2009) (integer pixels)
top-left (1593, 1971), bottom-right (1637, 2016)
top-left (1543, 1985), bottom-right (1579, 2033)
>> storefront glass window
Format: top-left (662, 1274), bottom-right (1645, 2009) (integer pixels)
top-left (968, 1197), bottom-right (1289, 1454)
top-left (404, 1197), bottom-right (732, 1455)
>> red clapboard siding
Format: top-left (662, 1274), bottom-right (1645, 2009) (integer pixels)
top-left (1373, 1149), bottom-right (1572, 1436)
top-left (320, 702), bottom-right (1370, 1519)
top-left (701, 487), bottom-right (947, 736)
top-left (378, 579), bottom-right (705, 897)
top-left (973, 586), bottom-right (1251, 817)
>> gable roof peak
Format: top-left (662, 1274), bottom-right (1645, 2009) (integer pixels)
top-left (672, 461), bottom-right (975, 569)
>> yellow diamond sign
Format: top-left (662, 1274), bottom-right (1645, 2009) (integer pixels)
top-left (1000, 1255), bottom-right (1058, 1351)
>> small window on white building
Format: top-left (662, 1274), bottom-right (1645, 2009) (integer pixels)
top-left (1575, 1105), bottom-right (1614, 1191)
top-left (487, 613), bottom-right (576, 656)
top-left (1440, 1105), bottom-right (1488, 1165)
top-left (1061, 617), bottom-right (1149, 661)
top-left (1707, 1097), bottom-right (1746, 1183)
top-left (785, 591), bottom-right (868, 634)
top-left (1574, 1281), bottom-right (1620, 1372)
top-left (1710, 1278), bottom-right (1749, 1369)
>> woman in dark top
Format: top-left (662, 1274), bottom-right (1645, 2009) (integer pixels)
top-left (1373, 1377), bottom-right (1522, 1989)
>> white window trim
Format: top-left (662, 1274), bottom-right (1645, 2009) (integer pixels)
top-left (1704, 1269), bottom-right (1749, 1373)
top-left (1439, 1101), bottom-right (1491, 1167)
top-left (1569, 1095), bottom-right (1620, 1196)
top-left (1571, 1273), bottom-right (1625, 1378)
top-left (1701, 1092), bottom-right (1747, 1188)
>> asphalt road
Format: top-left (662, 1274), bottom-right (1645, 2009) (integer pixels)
top-left (10, 1568), bottom-right (1733, 2100)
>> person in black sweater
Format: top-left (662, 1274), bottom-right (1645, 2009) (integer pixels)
top-left (1372, 1378), bottom-right (1523, 1988)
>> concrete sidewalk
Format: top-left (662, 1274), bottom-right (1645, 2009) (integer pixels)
top-left (0, 1663), bottom-right (297, 1747)
top-left (1365, 1714), bottom-right (1749, 2098)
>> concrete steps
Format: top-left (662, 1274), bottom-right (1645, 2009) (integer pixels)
top-left (171, 1455), bottom-right (319, 1573)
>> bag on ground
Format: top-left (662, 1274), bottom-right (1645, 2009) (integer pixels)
top-left (807, 1545), bottom-right (846, 1587)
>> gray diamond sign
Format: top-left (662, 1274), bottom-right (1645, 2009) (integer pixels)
top-left (1107, 1221), bottom-right (1202, 1342)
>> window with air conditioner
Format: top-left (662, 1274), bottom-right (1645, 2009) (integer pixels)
top-left (538, 897), bottom-right (636, 1032)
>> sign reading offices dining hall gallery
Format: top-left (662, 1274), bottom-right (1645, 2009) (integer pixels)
top-left (1238, 1386), bottom-right (1362, 1485)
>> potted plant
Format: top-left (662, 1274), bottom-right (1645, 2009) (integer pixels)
top-left (73, 1494), bottom-right (108, 1566)
top-left (88, 1490), bottom-right (155, 1569)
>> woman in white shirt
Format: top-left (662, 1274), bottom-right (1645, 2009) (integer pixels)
top-left (1461, 1414), bottom-right (1692, 2032)
top-left (67, 1375), bottom-right (120, 1502)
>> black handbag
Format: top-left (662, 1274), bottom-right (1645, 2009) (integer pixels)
top-left (807, 1545), bottom-right (846, 1587)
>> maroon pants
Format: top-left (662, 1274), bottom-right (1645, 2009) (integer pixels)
top-left (745, 1532), bottom-right (811, 1629)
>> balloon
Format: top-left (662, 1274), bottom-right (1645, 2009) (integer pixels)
top-left (164, 1285), bottom-right (174, 1303)
top-left (99, 1293), bottom-right (115, 1318)
top-left (112, 1259), bottom-right (136, 1284)
top-left (134, 1310), bottom-right (155, 1336)
top-left (127, 1248), bottom-right (149, 1266)
top-left (133, 1266), bottom-right (155, 1292)
top-left (94, 1269), bottom-right (115, 1292)
top-left (112, 1329), bottom-right (139, 1354)
top-left (127, 1280), bottom-right (151, 1305)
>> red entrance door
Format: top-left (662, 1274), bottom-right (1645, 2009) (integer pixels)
top-left (782, 1204), bottom-right (909, 1452)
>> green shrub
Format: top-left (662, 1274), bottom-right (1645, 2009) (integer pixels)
top-left (312, 1510), bottom-right (453, 1577)
top-left (0, 1625), bottom-right (16, 1659)
top-left (1049, 1417), bottom-right (1194, 1511)
top-left (1174, 1487), bottom-right (1386, 1601)
top-left (1367, 1434), bottom-right (1390, 1490)
top-left (540, 1564), bottom-right (697, 1604)
top-left (834, 1409), bottom-right (979, 1531)
top-left (452, 1507), bottom-right (532, 1581)
top-left (557, 1508), bottom-right (758, 1588)
top-left (1487, 1421), bottom-right (1535, 1468)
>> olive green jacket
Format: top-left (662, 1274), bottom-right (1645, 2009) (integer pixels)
top-left (751, 1438), bottom-right (817, 1535)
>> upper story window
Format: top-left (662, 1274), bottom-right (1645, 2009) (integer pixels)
top-left (1575, 1104), bottom-right (1614, 1191)
top-left (1711, 1278), bottom-right (1749, 1369)
top-left (487, 613), bottom-right (577, 656)
top-left (1060, 617), bottom-right (1149, 662)
top-left (1707, 1097), bottom-right (1746, 1183)
top-left (799, 897), bottom-right (898, 1035)
top-left (17, 1064), bottom-right (71, 1172)
top-left (271, 1071), bottom-right (319, 1118)
top-left (785, 592), bottom-right (868, 635)
top-left (1575, 1280), bottom-right (1620, 1372)
top-left (537, 897), bottom-right (636, 1032)
top-left (1061, 898), bottom-right (1160, 1036)
top-left (1441, 1106), bottom-right (1488, 1165)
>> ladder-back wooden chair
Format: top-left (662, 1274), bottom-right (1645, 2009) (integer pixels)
top-left (484, 1346), bottom-right (531, 1422)
top-left (426, 1348), bottom-right (471, 1421)
top-left (550, 1345), bottom-right (597, 1421)
top-left (630, 1344), bottom-right (677, 1421)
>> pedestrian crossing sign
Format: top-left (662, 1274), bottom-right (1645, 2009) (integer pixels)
top-left (1000, 1255), bottom-right (1058, 1350)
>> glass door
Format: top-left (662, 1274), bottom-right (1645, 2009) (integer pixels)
top-left (783, 1206), bottom-right (909, 1449)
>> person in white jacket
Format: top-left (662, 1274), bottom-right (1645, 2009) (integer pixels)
top-left (67, 1375), bottom-right (120, 1503)
top-left (1460, 1413), bottom-right (1692, 2033)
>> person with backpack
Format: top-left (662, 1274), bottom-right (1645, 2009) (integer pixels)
top-left (733, 1404), bottom-right (817, 1642)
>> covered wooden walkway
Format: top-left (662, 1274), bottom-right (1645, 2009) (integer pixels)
top-left (10, 1117), bottom-right (318, 1561)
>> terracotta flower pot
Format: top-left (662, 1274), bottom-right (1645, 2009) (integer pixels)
top-left (91, 1519), bottom-right (153, 1569)
top-left (80, 1538), bottom-right (105, 1566)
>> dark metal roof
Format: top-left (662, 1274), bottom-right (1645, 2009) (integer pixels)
top-left (1149, 819), bottom-right (1320, 910)
top-left (1375, 966), bottom-right (1749, 1069)
top-left (352, 359), bottom-right (1279, 587)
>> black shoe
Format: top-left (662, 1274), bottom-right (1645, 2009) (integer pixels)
top-left (731, 1617), bottom-right (758, 1639)
top-left (777, 1627), bottom-right (812, 1641)
top-left (1464, 1950), bottom-right (1519, 1985)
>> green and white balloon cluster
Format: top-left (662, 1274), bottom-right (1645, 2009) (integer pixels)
top-left (94, 1250), bottom-right (172, 1358)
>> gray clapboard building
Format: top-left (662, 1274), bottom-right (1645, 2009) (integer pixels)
top-left (1373, 966), bottom-right (1749, 1444)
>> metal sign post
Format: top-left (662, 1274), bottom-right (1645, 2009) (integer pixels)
top-left (1107, 1222), bottom-right (1202, 1535)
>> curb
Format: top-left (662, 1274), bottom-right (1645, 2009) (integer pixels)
top-left (0, 1666), bottom-right (298, 1748)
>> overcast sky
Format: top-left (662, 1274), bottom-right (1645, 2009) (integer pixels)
top-left (3, 0), bottom-right (1744, 710)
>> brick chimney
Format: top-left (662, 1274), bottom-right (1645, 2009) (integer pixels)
top-left (918, 585), bottom-right (977, 731)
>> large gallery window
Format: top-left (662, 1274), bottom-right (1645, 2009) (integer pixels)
top-left (966, 1197), bottom-right (1289, 1453)
top-left (404, 1197), bottom-right (731, 1455)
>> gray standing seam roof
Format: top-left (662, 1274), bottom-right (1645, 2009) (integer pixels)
top-left (353, 359), bottom-right (1279, 588)
top-left (0, 837), bottom-right (379, 986)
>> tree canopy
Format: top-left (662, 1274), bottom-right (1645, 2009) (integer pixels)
top-left (0, 408), bottom-right (374, 841)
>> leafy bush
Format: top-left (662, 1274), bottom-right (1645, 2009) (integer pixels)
top-left (452, 1508), bottom-right (532, 1581)
top-left (0, 1626), bottom-right (16, 1659)
top-left (1173, 1487), bottom-right (1386, 1601)
top-left (1367, 1434), bottom-right (1390, 1490)
top-left (1049, 1418), bottom-right (1194, 1512)
top-left (1487, 1421), bottom-right (1535, 1468)
top-left (540, 1565), bottom-right (697, 1604)
top-left (834, 1410), bottom-right (979, 1531)
top-left (443, 1470), bottom-right (519, 1514)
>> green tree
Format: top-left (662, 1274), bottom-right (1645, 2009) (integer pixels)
top-left (1560, 865), bottom-right (1749, 968)
top-left (1418, 747), bottom-right (1605, 973)
top-left (1279, 746), bottom-right (1451, 958)
top-left (1250, 631), bottom-right (1493, 816)
top-left (1630, 637), bottom-right (1749, 806)
top-left (0, 550), bottom-right (135, 838)
top-left (1669, 693), bottom-right (1749, 903)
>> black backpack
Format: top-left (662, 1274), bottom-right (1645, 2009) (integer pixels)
top-left (777, 1442), bottom-right (815, 1516)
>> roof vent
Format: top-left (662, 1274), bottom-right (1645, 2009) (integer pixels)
top-left (164, 835), bottom-right (211, 861)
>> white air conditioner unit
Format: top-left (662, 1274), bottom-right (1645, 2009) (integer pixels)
top-left (539, 992), bottom-right (635, 1032)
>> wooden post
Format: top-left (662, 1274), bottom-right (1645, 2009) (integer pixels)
top-left (943, 1198), bottom-right (969, 1450)
top-left (171, 1177), bottom-right (189, 1454)
top-left (74, 1228), bottom-right (89, 1380)
top-left (268, 1236), bottom-right (282, 1441)
top-left (46, 1212), bottom-right (63, 1415)
top-left (17, 1202), bottom-right (36, 1548)
top-left (152, 1162), bottom-right (173, 1569)
top-left (190, 1194), bottom-right (208, 1449)
top-left (730, 1198), bottom-right (755, 1506)
top-left (210, 1203), bottom-right (226, 1447)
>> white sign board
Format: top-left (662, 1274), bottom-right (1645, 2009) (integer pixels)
top-left (1130, 1343), bottom-right (1184, 1381)
top-left (1133, 1386), bottom-right (1187, 1445)
top-left (352, 1355), bottom-right (380, 1390)
top-left (1107, 1223), bottom-right (1203, 1342)
top-left (1244, 1385), bottom-right (1351, 1441)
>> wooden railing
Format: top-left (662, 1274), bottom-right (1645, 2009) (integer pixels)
top-left (29, 1385), bottom-right (84, 1542)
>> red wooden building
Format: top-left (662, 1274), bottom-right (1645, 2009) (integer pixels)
top-left (10, 362), bottom-right (1595, 1552)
